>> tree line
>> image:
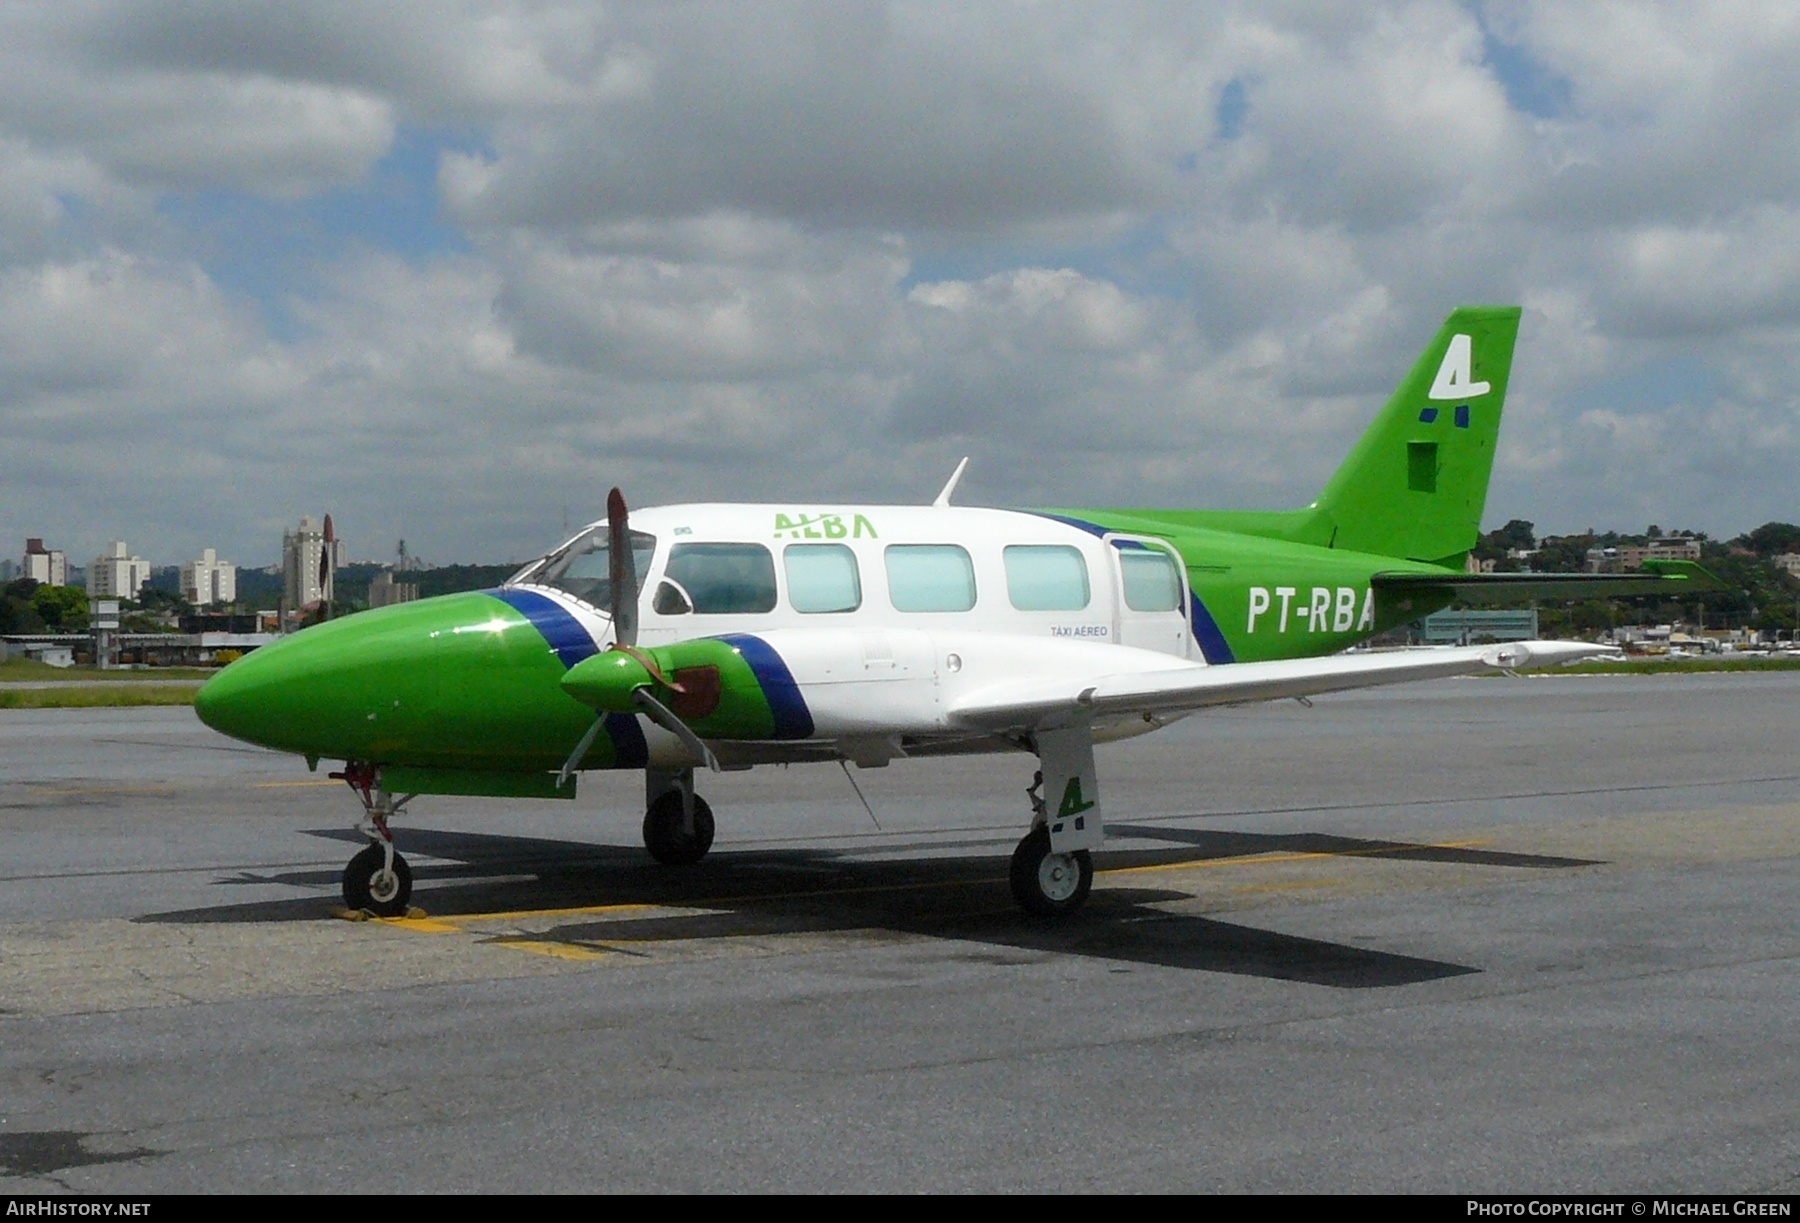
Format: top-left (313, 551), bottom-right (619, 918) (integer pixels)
top-left (1471, 520), bottom-right (1800, 635)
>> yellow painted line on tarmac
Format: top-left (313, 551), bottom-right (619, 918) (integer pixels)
top-left (403, 900), bottom-right (667, 927)
top-left (696, 876), bottom-right (999, 906)
top-left (32, 778), bottom-right (338, 795)
top-left (369, 837), bottom-right (1495, 940)
top-left (28, 783), bottom-right (181, 796)
top-left (402, 877), bottom-right (995, 930)
top-left (374, 915), bottom-right (465, 934)
top-left (1230, 878), bottom-right (1346, 895)
top-left (493, 940), bottom-right (613, 961)
top-left (1099, 839), bottom-right (1491, 878)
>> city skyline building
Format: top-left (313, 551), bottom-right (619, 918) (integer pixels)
top-left (367, 569), bottom-right (419, 609)
top-left (87, 540), bottom-right (152, 600)
top-left (22, 538), bottom-right (67, 587)
top-left (182, 547), bottom-right (238, 607)
top-left (281, 516), bottom-right (345, 609)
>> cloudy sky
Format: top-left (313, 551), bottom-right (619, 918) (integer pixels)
top-left (3, 1), bottom-right (1796, 569)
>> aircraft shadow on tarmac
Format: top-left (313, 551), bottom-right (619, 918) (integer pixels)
top-left (137, 820), bottom-right (1603, 989)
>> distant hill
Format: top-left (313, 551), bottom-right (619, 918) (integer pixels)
top-left (411, 563), bottom-right (522, 598)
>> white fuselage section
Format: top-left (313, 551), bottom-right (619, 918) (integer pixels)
top-left (509, 502), bottom-right (1206, 765)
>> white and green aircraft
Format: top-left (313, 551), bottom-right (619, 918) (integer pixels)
top-left (196, 306), bottom-right (1715, 917)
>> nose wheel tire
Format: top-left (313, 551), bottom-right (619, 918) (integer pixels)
top-left (1009, 827), bottom-right (1093, 917)
top-left (343, 844), bottom-right (413, 917)
top-left (643, 791), bottom-right (715, 865)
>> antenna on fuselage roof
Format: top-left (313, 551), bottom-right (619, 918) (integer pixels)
top-left (932, 456), bottom-right (971, 508)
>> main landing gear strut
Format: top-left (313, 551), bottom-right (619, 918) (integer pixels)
top-left (333, 762), bottom-right (415, 917)
top-left (1009, 721), bottom-right (1103, 917)
top-left (642, 766), bottom-right (714, 866)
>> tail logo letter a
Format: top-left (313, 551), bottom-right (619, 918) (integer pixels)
top-left (1428, 333), bottom-right (1490, 401)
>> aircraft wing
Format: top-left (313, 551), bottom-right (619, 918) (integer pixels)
top-left (946, 640), bottom-right (1610, 732)
top-left (1371, 560), bottom-right (1723, 605)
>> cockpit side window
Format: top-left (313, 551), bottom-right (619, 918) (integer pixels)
top-left (518, 528), bottom-right (657, 610)
top-left (664, 543), bottom-right (778, 615)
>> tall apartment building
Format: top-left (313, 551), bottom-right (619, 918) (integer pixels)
top-left (281, 516), bottom-right (345, 608)
top-left (88, 540), bottom-right (153, 600)
top-left (22, 538), bottom-right (67, 586)
top-left (181, 548), bottom-right (238, 607)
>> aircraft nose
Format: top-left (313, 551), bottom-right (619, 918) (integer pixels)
top-left (192, 591), bottom-right (587, 767)
top-left (194, 628), bottom-right (343, 752)
top-left (193, 598), bottom-right (465, 758)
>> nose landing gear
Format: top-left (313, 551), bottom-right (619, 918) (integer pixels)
top-left (332, 762), bottom-right (416, 917)
top-left (344, 842), bottom-right (414, 915)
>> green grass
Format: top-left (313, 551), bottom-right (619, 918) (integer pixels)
top-left (0, 658), bottom-right (217, 682)
top-left (0, 685), bottom-right (199, 708)
top-left (1547, 654), bottom-right (1800, 675)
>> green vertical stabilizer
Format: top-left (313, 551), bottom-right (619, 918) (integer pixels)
top-left (1308, 305), bottom-right (1521, 564)
top-left (1102, 306), bottom-right (1521, 566)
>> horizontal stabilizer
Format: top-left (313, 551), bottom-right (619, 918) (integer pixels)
top-left (1372, 560), bottom-right (1725, 605)
top-left (948, 640), bottom-right (1613, 732)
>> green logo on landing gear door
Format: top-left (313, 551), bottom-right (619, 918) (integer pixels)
top-left (1057, 777), bottom-right (1096, 820)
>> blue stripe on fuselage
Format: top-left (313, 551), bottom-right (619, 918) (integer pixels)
top-left (490, 588), bottom-right (601, 669)
top-left (1031, 512), bottom-right (1109, 538)
top-left (489, 588), bottom-right (646, 768)
top-left (714, 633), bottom-right (814, 739)
top-left (1189, 597), bottom-right (1236, 665)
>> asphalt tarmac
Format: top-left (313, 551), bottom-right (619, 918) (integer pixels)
top-left (1, 673), bottom-right (1795, 1193)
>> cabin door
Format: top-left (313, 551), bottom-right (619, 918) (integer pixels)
top-left (1104, 535), bottom-right (1193, 659)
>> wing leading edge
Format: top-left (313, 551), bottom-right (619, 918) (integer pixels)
top-left (947, 640), bottom-right (1611, 732)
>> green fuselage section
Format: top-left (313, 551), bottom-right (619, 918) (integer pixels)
top-left (1047, 507), bottom-right (1457, 664)
top-left (195, 591), bottom-right (607, 773)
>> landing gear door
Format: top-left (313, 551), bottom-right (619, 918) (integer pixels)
top-left (1105, 535), bottom-right (1192, 659)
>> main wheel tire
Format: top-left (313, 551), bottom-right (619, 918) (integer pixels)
top-left (1009, 827), bottom-right (1093, 917)
top-left (643, 791), bottom-right (715, 866)
top-left (343, 844), bottom-right (413, 917)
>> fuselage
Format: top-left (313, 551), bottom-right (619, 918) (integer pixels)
top-left (194, 501), bottom-right (1454, 777)
top-left (188, 308), bottom-right (1531, 919)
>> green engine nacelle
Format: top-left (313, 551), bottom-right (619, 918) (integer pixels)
top-left (560, 639), bottom-right (785, 740)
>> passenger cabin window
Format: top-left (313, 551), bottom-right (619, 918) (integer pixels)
top-left (521, 528), bottom-right (656, 610)
top-left (662, 543), bottom-right (778, 615)
top-left (784, 544), bottom-right (861, 614)
top-left (1118, 547), bottom-right (1184, 612)
top-left (885, 545), bottom-right (977, 613)
top-left (1004, 545), bottom-right (1090, 611)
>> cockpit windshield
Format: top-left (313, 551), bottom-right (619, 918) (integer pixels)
top-left (512, 528), bottom-right (657, 611)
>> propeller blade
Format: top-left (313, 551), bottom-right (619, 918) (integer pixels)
top-left (607, 487), bottom-right (637, 648)
top-left (557, 713), bottom-right (607, 788)
top-left (632, 687), bottom-right (722, 773)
